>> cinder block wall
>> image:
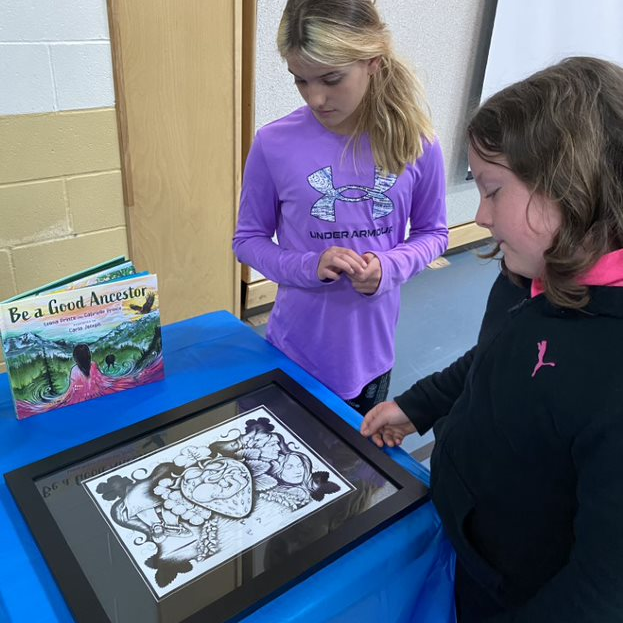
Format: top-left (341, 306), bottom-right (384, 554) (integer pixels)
top-left (0, 0), bottom-right (128, 370)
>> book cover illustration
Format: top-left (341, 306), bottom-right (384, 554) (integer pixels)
top-left (0, 274), bottom-right (164, 420)
top-left (42, 260), bottom-right (136, 295)
top-left (2, 256), bottom-right (131, 303)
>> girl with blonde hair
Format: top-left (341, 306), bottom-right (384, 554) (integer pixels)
top-left (234, 0), bottom-right (448, 413)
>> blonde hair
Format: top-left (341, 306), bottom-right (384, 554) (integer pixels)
top-left (278, 0), bottom-right (434, 175)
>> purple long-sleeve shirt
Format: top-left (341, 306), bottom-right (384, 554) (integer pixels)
top-left (234, 106), bottom-right (448, 399)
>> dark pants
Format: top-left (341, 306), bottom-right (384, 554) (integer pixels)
top-left (345, 370), bottom-right (392, 416)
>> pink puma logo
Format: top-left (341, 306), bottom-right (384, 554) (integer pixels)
top-left (531, 340), bottom-right (556, 378)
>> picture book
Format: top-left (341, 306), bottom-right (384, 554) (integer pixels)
top-left (0, 271), bottom-right (164, 420)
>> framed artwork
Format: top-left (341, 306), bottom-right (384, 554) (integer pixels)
top-left (5, 369), bottom-right (428, 623)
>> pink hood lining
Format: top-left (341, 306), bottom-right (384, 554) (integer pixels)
top-left (531, 249), bottom-right (623, 298)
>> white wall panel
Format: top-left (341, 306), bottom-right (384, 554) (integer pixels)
top-left (0, 0), bottom-right (113, 115)
top-left (51, 43), bottom-right (114, 110)
top-left (0, 0), bottom-right (109, 42)
top-left (482, 0), bottom-right (623, 101)
top-left (0, 44), bottom-right (56, 115)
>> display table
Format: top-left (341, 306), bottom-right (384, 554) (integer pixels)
top-left (0, 311), bottom-right (455, 623)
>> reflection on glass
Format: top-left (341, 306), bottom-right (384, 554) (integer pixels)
top-left (33, 382), bottom-right (399, 623)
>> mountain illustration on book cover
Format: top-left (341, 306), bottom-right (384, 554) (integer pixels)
top-left (0, 274), bottom-right (164, 420)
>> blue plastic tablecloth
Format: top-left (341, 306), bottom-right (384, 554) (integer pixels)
top-left (0, 311), bottom-right (455, 623)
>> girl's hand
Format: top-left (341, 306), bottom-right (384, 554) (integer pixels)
top-left (317, 247), bottom-right (367, 281)
top-left (360, 401), bottom-right (416, 448)
top-left (349, 252), bottom-right (382, 294)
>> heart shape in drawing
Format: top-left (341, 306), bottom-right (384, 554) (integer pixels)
top-left (180, 457), bottom-right (252, 518)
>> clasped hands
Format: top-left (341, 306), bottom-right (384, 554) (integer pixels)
top-left (317, 246), bottom-right (381, 294)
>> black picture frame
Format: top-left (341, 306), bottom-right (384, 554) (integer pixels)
top-left (4, 369), bottom-right (428, 623)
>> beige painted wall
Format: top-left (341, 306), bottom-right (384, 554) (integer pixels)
top-left (0, 109), bottom-right (129, 298)
top-left (0, 108), bottom-right (127, 302)
top-left (0, 1), bottom-right (128, 373)
top-left (0, 108), bottom-right (128, 372)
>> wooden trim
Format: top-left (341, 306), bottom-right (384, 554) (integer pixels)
top-left (241, 264), bottom-right (267, 284)
top-left (237, 0), bottom-right (258, 316)
top-left (106, 1), bottom-right (242, 323)
top-left (244, 279), bottom-right (278, 310)
top-left (448, 222), bottom-right (490, 250)
top-left (241, 264), bottom-right (252, 284)
top-left (242, 302), bottom-right (273, 320)
top-left (232, 0), bottom-right (244, 318)
top-left (241, 0), bottom-right (257, 172)
top-left (106, 0), bottom-right (134, 214)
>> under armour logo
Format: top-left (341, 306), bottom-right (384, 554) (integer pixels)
top-left (307, 166), bottom-right (397, 222)
top-left (531, 340), bottom-right (556, 378)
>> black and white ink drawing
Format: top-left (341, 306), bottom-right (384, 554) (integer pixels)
top-left (83, 407), bottom-right (352, 598)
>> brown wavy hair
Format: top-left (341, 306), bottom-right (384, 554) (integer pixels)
top-left (277, 0), bottom-right (434, 175)
top-left (468, 56), bottom-right (623, 308)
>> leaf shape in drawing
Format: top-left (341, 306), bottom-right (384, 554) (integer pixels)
top-left (263, 485), bottom-right (310, 510)
top-left (239, 448), bottom-right (262, 461)
top-left (254, 473), bottom-right (278, 492)
top-left (145, 554), bottom-right (192, 588)
top-left (96, 475), bottom-right (133, 501)
top-left (244, 417), bottom-right (275, 434)
top-left (246, 459), bottom-right (271, 476)
top-left (174, 445), bottom-right (212, 468)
